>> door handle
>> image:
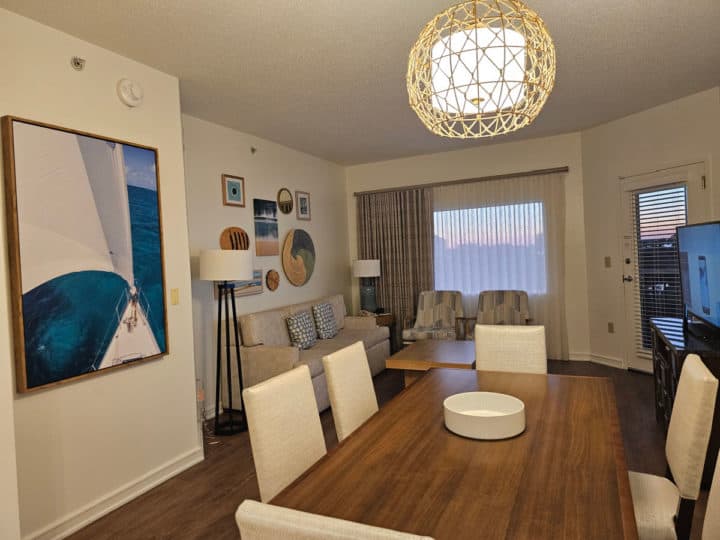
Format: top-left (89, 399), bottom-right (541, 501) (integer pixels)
top-left (623, 275), bottom-right (634, 283)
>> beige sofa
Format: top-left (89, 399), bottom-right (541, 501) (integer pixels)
top-left (239, 294), bottom-right (390, 411)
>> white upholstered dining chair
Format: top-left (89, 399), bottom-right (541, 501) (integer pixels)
top-left (628, 354), bottom-right (718, 540)
top-left (235, 500), bottom-right (434, 539)
top-left (322, 341), bottom-right (379, 442)
top-left (242, 365), bottom-right (327, 502)
top-left (474, 325), bottom-right (547, 374)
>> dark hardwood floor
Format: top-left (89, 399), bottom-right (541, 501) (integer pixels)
top-left (67, 362), bottom-right (708, 539)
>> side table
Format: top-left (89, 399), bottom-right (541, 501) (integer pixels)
top-left (374, 313), bottom-right (397, 353)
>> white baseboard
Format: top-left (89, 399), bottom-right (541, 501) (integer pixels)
top-left (590, 354), bottom-right (625, 370)
top-left (26, 446), bottom-right (204, 540)
top-left (568, 351), bottom-right (593, 361)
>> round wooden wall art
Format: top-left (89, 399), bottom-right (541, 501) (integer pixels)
top-left (266, 270), bottom-right (280, 291)
top-left (282, 229), bottom-right (315, 286)
top-left (219, 227), bottom-right (250, 250)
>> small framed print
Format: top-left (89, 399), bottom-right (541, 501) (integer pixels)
top-left (296, 191), bottom-right (311, 221)
top-left (222, 174), bottom-right (246, 207)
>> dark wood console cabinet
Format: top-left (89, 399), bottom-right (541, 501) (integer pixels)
top-left (650, 317), bottom-right (720, 488)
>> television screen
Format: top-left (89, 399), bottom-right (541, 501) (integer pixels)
top-left (678, 222), bottom-right (720, 329)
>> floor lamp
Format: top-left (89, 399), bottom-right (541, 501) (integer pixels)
top-left (199, 249), bottom-right (253, 436)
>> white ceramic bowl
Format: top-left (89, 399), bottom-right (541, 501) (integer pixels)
top-left (443, 392), bottom-right (526, 440)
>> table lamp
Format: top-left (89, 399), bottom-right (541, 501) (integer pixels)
top-left (199, 249), bottom-right (253, 435)
top-left (353, 259), bottom-right (381, 313)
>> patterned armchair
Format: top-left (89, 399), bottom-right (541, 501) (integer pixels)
top-left (402, 290), bottom-right (464, 342)
top-left (476, 290), bottom-right (530, 326)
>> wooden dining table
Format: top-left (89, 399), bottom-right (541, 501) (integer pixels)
top-left (272, 368), bottom-right (638, 539)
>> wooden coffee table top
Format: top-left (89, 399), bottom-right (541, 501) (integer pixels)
top-left (386, 339), bottom-right (475, 372)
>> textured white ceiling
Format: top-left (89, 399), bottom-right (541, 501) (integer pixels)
top-left (2, 0), bottom-right (719, 164)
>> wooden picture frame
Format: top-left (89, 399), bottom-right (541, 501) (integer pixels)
top-left (222, 174), bottom-right (246, 207)
top-left (296, 190), bottom-right (311, 221)
top-left (2, 116), bottom-right (169, 392)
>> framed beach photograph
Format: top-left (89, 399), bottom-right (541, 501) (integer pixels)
top-left (213, 269), bottom-right (263, 299)
top-left (296, 190), bottom-right (311, 221)
top-left (221, 174), bottom-right (245, 207)
top-left (2, 117), bottom-right (168, 392)
top-left (253, 198), bottom-right (279, 256)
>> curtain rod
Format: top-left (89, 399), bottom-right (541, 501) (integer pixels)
top-left (617, 160), bottom-right (704, 180)
top-left (352, 166), bottom-right (569, 196)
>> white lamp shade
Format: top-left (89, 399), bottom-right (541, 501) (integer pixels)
top-left (352, 259), bottom-right (381, 278)
top-left (198, 249), bottom-right (253, 281)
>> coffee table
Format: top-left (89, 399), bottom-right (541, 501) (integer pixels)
top-left (385, 339), bottom-right (475, 386)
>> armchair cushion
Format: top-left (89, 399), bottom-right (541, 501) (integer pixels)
top-left (402, 327), bottom-right (457, 341)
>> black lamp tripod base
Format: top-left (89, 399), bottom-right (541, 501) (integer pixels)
top-left (214, 281), bottom-right (247, 436)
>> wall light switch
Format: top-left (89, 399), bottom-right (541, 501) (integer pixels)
top-left (607, 322), bottom-right (615, 334)
top-left (604, 256), bottom-right (612, 268)
top-left (171, 288), bottom-right (180, 305)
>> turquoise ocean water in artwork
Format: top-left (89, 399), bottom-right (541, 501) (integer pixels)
top-left (22, 185), bottom-right (166, 388)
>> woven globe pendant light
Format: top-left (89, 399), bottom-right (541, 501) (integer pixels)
top-left (407, 0), bottom-right (556, 139)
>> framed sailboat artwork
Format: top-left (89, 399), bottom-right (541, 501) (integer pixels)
top-left (2, 117), bottom-right (169, 392)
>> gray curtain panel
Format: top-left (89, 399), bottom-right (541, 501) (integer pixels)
top-left (357, 188), bottom-right (434, 348)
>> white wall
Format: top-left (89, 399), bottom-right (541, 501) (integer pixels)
top-left (183, 115), bottom-right (350, 415)
top-left (582, 87), bottom-right (720, 365)
top-left (344, 133), bottom-right (591, 360)
top-left (0, 10), bottom-right (202, 539)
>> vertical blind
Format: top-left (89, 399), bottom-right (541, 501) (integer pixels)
top-left (630, 185), bottom-right (687, 352)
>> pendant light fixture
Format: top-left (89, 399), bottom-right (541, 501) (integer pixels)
top-left (407, 0), bottom-right (556, 139)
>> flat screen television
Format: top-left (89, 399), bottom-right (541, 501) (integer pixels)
top-left (677, 221), bottom-right (720, 334)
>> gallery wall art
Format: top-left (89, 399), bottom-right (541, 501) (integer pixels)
top-left (221, 174), bottom-right (245, 207)
top-left (277, 188), bottom-right (293, 214)
top-left (265, 269), bottom-right (280, 291)
top-left (282, 229), bottom-right (316, 286)
top-left (219, 226), bottom-right (250, 250)
top-left (253, 198), bottom-right (279, 256)
top-left (2, 117), bottom-right (168, 392)
top-left (296, 190), bottom-right (311, 220)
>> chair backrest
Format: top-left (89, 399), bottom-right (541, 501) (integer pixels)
top-left (242, 365), bottom-right (327, 501)
top-left (414, 290), bottom-right (464, 329)
top-left (703, 453), bottom-right (720, 540)
top-left (476, 290), bottom-right (530, 325)
top-left (474, 325), bottom-right (547, 374)
top-left (235, 500), bottom-right (434, 540)
top-left (323, 341), bottom-right (379, 442)
top-left (666, 354), bottom-right (718, 500)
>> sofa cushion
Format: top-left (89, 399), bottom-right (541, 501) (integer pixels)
top-left (312, 302), bottom-right (338, 339)
top-left (286, 311), bottom-right (317, 350)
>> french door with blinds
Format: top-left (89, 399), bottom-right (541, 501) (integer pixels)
top-left (621, 164), bottom-right (708, 372)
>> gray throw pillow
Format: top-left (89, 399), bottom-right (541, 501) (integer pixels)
top-left (286, 311), bottom-right (317, 349)
top-left (312, 302), bottom-right (338, 339)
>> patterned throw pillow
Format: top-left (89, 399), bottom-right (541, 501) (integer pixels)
top-left (312, 302), bottom-right (338, 339)
top-left (286, 311), bottom-right (317, 349)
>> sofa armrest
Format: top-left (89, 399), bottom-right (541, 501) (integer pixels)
top-left (240, 345), bottom-right (299, 388)
top-left (344, 316), bottom-right (379, 330)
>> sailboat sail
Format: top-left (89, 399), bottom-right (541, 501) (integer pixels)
top-left (77, 138), bottom-right (135, 286)
top-left (14, 120), bottom-right (161, 372)
top-left (13, 122), bottom-right (113, 293)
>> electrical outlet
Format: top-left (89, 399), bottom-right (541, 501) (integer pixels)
top-left (604, 256), bottom-right (612, 268)
top-left (607, 322), bottom-right (615, 334)
top-left (171, 288), bottom-right (179, 305)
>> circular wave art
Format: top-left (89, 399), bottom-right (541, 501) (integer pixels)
top-left (282, 229), bottom-right (315, 286)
